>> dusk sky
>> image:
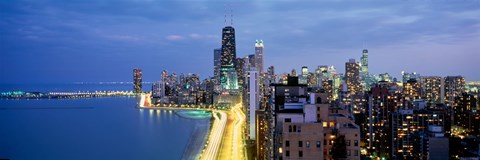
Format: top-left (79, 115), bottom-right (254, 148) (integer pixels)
top-left (1, 0), bottom-right (479, 84)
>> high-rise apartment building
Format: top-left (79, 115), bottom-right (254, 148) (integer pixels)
top-left (445, 76), bottom-right (465, 107)
top-left (133, 68), bottom-right (142, 93)
top-left (345, 59), bottom-right (361, 95)
top-left (246, 69), bottom-right (259, 140)
top-left (422, 76), bottom-right (442, 103)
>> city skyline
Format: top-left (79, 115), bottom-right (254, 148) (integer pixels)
top-left (1, 0), bottom-right (480, 84)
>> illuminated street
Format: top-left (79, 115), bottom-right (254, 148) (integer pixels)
top-left (200, 111), bottom-right (227, 160)
top-left (218, 102), bottom-right (246, 160)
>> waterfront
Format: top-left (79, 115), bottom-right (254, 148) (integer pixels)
top-left (0, 97), bottom-right (210, 160)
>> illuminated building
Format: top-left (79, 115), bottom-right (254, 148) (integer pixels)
top-left (236, 57), bottom-right (246, 88)
top-left (422, 76), bottom-right (442, 103)
top-left (402, 71), bottom-right (421, 83)
top-left (360, 49), bottom-right (368, 77)
top-left (379, 73), bottom-right (392, 82)
top-left (255, 40), bottom-right (264, 73)
top-left (213, 48), bottom-right (222, 83)
top-left (390, 108), bottom-right (448, 159)
top-left (269, 76), bottom-right (360, 160)
top-left (133, 68), bottom-right (142, 93)
top-left (322, 79), bottom-right (334, 101)
top-left (445, 76), bottom-right (465, 107)
top-left (256, 109), bottom-right (269, 160)
top-left (412, 126), bottom-right (449, 160)
top-left (220, 26), bottom-right (239, 91)
top-left (403, 79), bottom-right (422, 100)
top-left (245, 69), bottom-right (259, 140)
top-left (300, 66), bottom-right (308, 84)
top-left (345, 59), bottom-right (361, 95)
top-left (454, 93), bottom-right (479, 135)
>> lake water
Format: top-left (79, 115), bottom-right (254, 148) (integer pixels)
top-left (0, 97), bottom-right (210, 160)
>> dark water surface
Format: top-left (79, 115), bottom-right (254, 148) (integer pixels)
top-left (0, 97), bottom-right (208, 160)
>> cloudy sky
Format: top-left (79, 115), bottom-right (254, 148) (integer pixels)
top-left (1, 0), bottom-right (479, 84)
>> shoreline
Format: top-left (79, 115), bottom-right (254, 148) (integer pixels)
top-left (181, 119), bottom-right (211, 160)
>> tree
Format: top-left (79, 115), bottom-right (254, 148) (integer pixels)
top-left (332, 135), bottom-right (347, 160)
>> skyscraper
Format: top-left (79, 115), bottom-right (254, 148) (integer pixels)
top-left (255, 40), bottom-right (264, 73)
top-left (422, 76), bottom-right (442, 103)
top-left (445, 76), bottom-right (465, 107)
top-left (345, 59), bottom-right (361, 95)
top-left (133, 68), bottom-right (142, 93)
top-left (214, 48), bottom-right (222, 83)
top-left (360, 49), bottom-right (368, 77)
top-left (220, 26), bottom-right (238, 90)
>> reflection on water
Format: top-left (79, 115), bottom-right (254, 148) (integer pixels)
top-left (0, 97), bottom-right (208, 160)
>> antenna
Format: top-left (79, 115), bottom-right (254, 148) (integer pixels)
top-left (224, 0), bottom-right (227, 26)
top-left (230, 0), bottom-right (233, 26)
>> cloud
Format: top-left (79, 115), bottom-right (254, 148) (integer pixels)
top-left (189, 33), bottom-right (217, 40)
top-left (381, 16), bottom-right (422, 25)
top-left (106, 35), bottom-right (142, 41)
top-left (165, 35), bottom-right (184, 41)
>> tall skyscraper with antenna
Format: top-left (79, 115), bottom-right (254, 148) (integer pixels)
top-left (219, 0), bottom-right (238, 91)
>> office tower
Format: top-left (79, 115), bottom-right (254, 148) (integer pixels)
top-left (245, 69), bottom-right (259, 140)
top-left (291, 69), bottom-right (297, 76)
top-left (422, 76), bottom-right (442, 103)
top-left (220, 26), bottom-right (238, 90)
top-left (214, 48), bottom-right (222, 83)
top-left (379, 73), bottom-right (392, 82)
top-left (133, 68), bottom-right (142, 93)
top-left (255, 40), bottom-right (264, 73)
top-left (402, 71), bottom-right (421, 83)
top-left (445, 76), bottom-right (465, 107)
top-left (345, 59), bottom-right (361, 95)
top-left (300, 66), bottom-right (308, 84)
top-left (360, 49), bottom-right (368, 77)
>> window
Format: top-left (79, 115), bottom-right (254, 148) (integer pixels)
top-left (324, 139), bottom-right (327, 145)
top-left (323, 122), bottom-right (328, 127)
top-left (347, 150), bottom-right (351, 156)
top-left (316, 141), bottom-right (321, 148)
top-left (346, 140), bottom-right (351, 146)
top-left (289, 125), bottom-right (292, 132)
top-left (286, 150), bottom-right (290, 157)
top-left (329, 140), bottom-right (333, 145)
top-left (297, 126), bottom-right (301, 132)
top-left (354, 140), bottom-right (358, 146)
top-left (354, 150), bottom-right (359, 156)
top-left (293, 125), bottom-right (297, 132)
top-left (299, 151), bottom-right (303, 158)
top-left (285, 141), bottom-right (290, 147)
top-left (306, 141), bottom-right (310, 148)
top-left (285, 118), bottom-right (291, 123)
top-left (317, 107), bottom-right (320, 111)
top-left (298, 141), bottom-right (303, 147)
